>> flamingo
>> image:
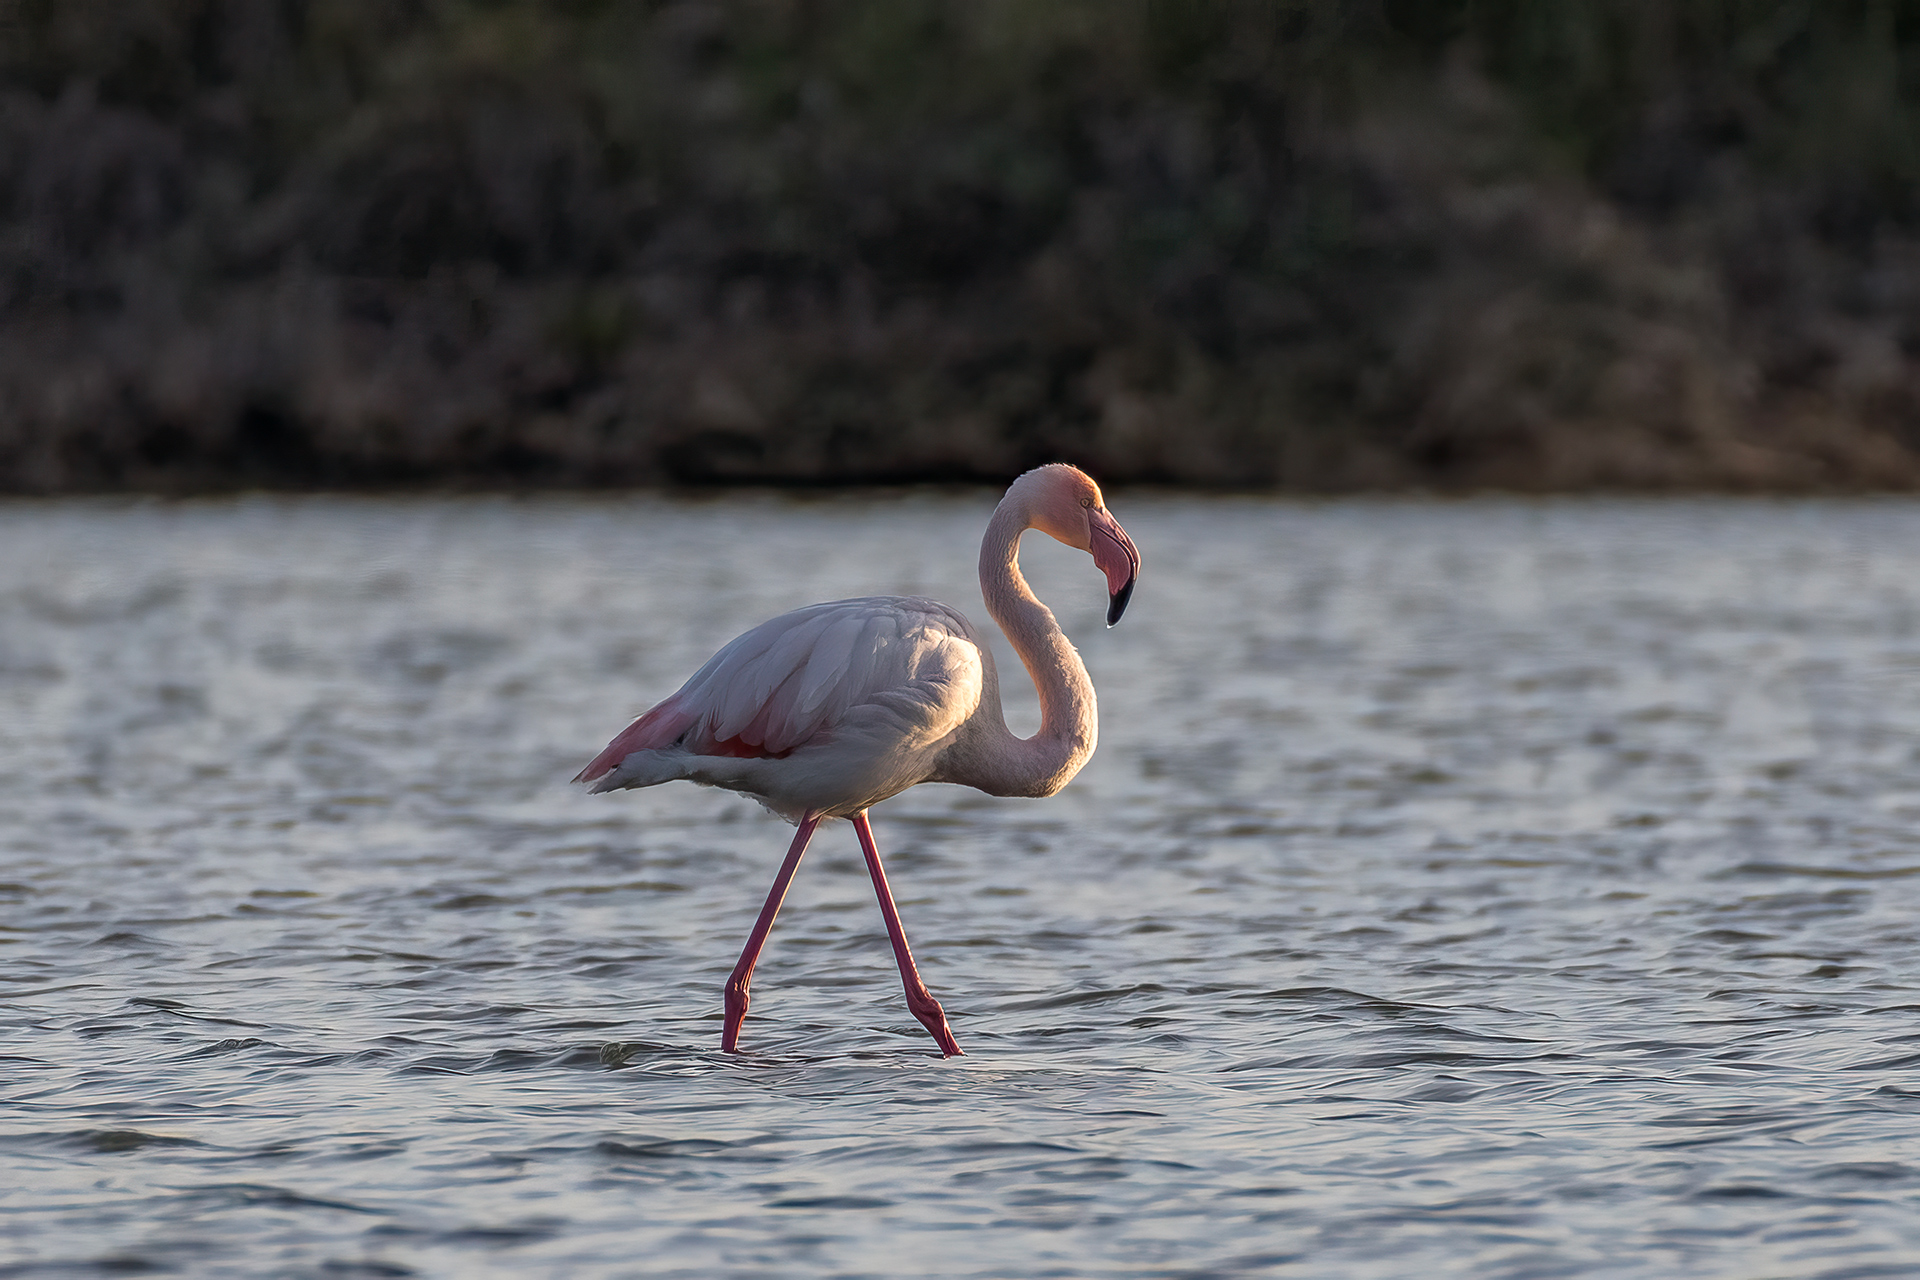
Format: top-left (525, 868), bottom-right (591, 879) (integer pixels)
top-left (574, 463), bottom-right (1140, 1056)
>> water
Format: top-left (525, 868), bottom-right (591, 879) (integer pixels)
top-left (6, 493), bottom-right (1920, 1279)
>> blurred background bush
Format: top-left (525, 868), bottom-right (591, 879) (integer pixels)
top-left (3, 0), bottom-right (1920, 490)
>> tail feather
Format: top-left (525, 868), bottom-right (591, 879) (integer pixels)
top-left (573, 700), bottom-right (696, 785)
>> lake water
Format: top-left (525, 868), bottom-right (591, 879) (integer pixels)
top-left (6, 493), bottom-right (1920, 1278)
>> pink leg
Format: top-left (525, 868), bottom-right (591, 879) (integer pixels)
top-left (851, 811), bottom-right (962, 1057)
top-left (723, 813), bottom-right (821, 1053)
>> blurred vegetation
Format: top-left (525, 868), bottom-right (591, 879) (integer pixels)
top-left (4, 0), bottom-right (1920, 489)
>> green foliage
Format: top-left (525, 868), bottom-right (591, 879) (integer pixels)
top-left (3, 0), bottom-right (1920, 488)
top-left (1467, 0), bottom-right (1920, 219)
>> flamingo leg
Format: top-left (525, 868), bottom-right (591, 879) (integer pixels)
top-left (851, 810), bottom-right (963, 1057)
top-left (722, 812), bottom-right (821, 1053)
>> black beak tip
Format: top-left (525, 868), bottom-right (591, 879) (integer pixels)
top-left (1106, 578), bottom-right (1135, 628)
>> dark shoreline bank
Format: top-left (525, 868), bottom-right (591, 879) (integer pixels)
top-left (8, 2), bottom-right (1920, 495)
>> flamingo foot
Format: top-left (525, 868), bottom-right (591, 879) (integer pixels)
top-left (850, 810), bottom-right (963, 1057)
top-left (905, 982), bottom-right (963, 1057)
top-left (719, 813), bottom-right (821, 1055)
top-left (722, 973), bottom-right (750, 1053)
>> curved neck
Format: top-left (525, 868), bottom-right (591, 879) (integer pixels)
top-left (963, 501), bottom-right (1098, 797)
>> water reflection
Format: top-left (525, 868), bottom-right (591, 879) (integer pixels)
top-left (5, 495), bottom-right (1920, 1276)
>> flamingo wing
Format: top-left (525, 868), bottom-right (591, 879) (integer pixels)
top-left (574, 597), bottom-right (981, 785)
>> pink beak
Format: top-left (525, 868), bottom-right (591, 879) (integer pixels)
top-left (1089, 507), bottom-right (1141, 626)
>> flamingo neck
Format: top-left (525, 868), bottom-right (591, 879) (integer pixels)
top-left (962, 500), bottom-right (1098, 797)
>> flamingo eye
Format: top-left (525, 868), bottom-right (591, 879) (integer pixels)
top-left (1080, 497), bottom-right (1094, 509)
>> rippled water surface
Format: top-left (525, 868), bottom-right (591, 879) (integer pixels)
top-left (8, 494), bottom-right (1920, 1278)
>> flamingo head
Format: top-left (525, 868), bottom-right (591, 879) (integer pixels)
top-left (1014, 464), bottom-right (1142, 626)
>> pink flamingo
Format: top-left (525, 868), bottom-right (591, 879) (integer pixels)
top-left (574, 464), bottom-right (1141, 1056)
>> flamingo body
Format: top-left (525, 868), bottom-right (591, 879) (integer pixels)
top-left (576, 463), bottom-right (1140, 1056)
top-left (577, 597), bottom-right (987, 820)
